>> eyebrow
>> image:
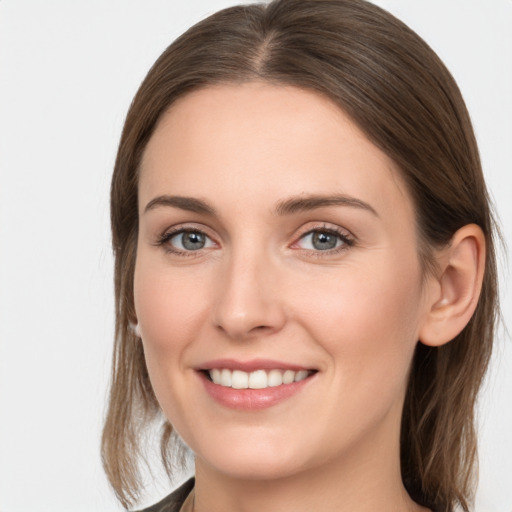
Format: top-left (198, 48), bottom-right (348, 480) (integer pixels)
top-left (143, 193), bottom-right (378, 218)
top-left (144, 195), bottom-right (216, 215)
top-left (274, 194), bottom-right (379, 217)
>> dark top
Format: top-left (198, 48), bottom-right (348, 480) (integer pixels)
top-left (134, 478), bottom-right (195, 512)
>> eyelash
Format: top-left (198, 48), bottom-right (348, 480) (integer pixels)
top-left (154, 224), bottom-right (355, 258)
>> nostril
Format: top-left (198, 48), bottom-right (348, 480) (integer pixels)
top-left (250, 325), bottom-right (276, 335)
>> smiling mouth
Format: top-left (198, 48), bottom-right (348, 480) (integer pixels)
top-left (204, 368), bottom-right (317, 389)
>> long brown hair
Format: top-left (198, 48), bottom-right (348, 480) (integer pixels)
top-left (102, 1), bottom-right (499, 510)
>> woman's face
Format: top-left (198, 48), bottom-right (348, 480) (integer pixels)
top-left (135, 83), bottom-right (434, 481)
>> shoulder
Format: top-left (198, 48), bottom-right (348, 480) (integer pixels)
top-left (133, 478), bottom-right (195, 512)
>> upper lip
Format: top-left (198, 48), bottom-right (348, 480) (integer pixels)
top-left (197, 358), bottom-right (315, 372)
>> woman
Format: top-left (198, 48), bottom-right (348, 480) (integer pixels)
top-left (102, 1), bottom-right (499, 511)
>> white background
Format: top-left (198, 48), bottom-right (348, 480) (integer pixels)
top-left (0, 1), bottom-right (510, 511)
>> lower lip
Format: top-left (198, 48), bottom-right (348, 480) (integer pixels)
top-left (199, 372), bottom-right (315, 410)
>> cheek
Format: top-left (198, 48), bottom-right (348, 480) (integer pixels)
top-left (134, 259), bottom-right (207, 344)
top-left (133, 260), bottom-right (213, 427)
top-left (293, 255), bottom-right (424, 390)
top-left (133, 258), bottom-right (212, 398)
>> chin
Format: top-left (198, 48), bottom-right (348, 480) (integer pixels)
top-left (188, 431), bottom-right (299, 478)
top-left (200, 455), bottom-right (308, 482)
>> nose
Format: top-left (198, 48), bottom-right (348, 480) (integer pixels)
top-left (212, 249), bottom-right (286, 341)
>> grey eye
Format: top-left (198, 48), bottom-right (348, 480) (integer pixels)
top-left (170, 231), bottom-right (212, 251)
top-left (311, 231), bottom-right (339, 250)
top-left (297, 230), bottom-right (344, 251)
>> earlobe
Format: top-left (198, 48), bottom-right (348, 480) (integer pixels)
top-left (130, 322), bottom-right (141, 338)
top-left (419, 224), bottom-right (486, 347)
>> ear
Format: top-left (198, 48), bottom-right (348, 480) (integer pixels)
top-left (419, 224), bottom-right (486, 347)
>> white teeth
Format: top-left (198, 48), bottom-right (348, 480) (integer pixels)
top-left (295, 370), bottom-right (309, 382)
top-left (267, 369), bottom-right (283, 387)
top-left (220, 368), bottom-right (232, 387)
top-left (248, 369), bottom-right (267, 389)
top-left (211, 368), bottom-right (221, 384)
top-left (207, 368), bottom-right (312, 389)
top-left (231, 370), bottom-right (249, 389)
top-left (282, 370), bottom-right (295, 384)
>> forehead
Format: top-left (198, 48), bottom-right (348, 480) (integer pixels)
top-left (139, 82), bottom-right (414, 221)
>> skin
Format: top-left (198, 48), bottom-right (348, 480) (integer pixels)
top-left (134, 82), bottom-right (439, 512)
